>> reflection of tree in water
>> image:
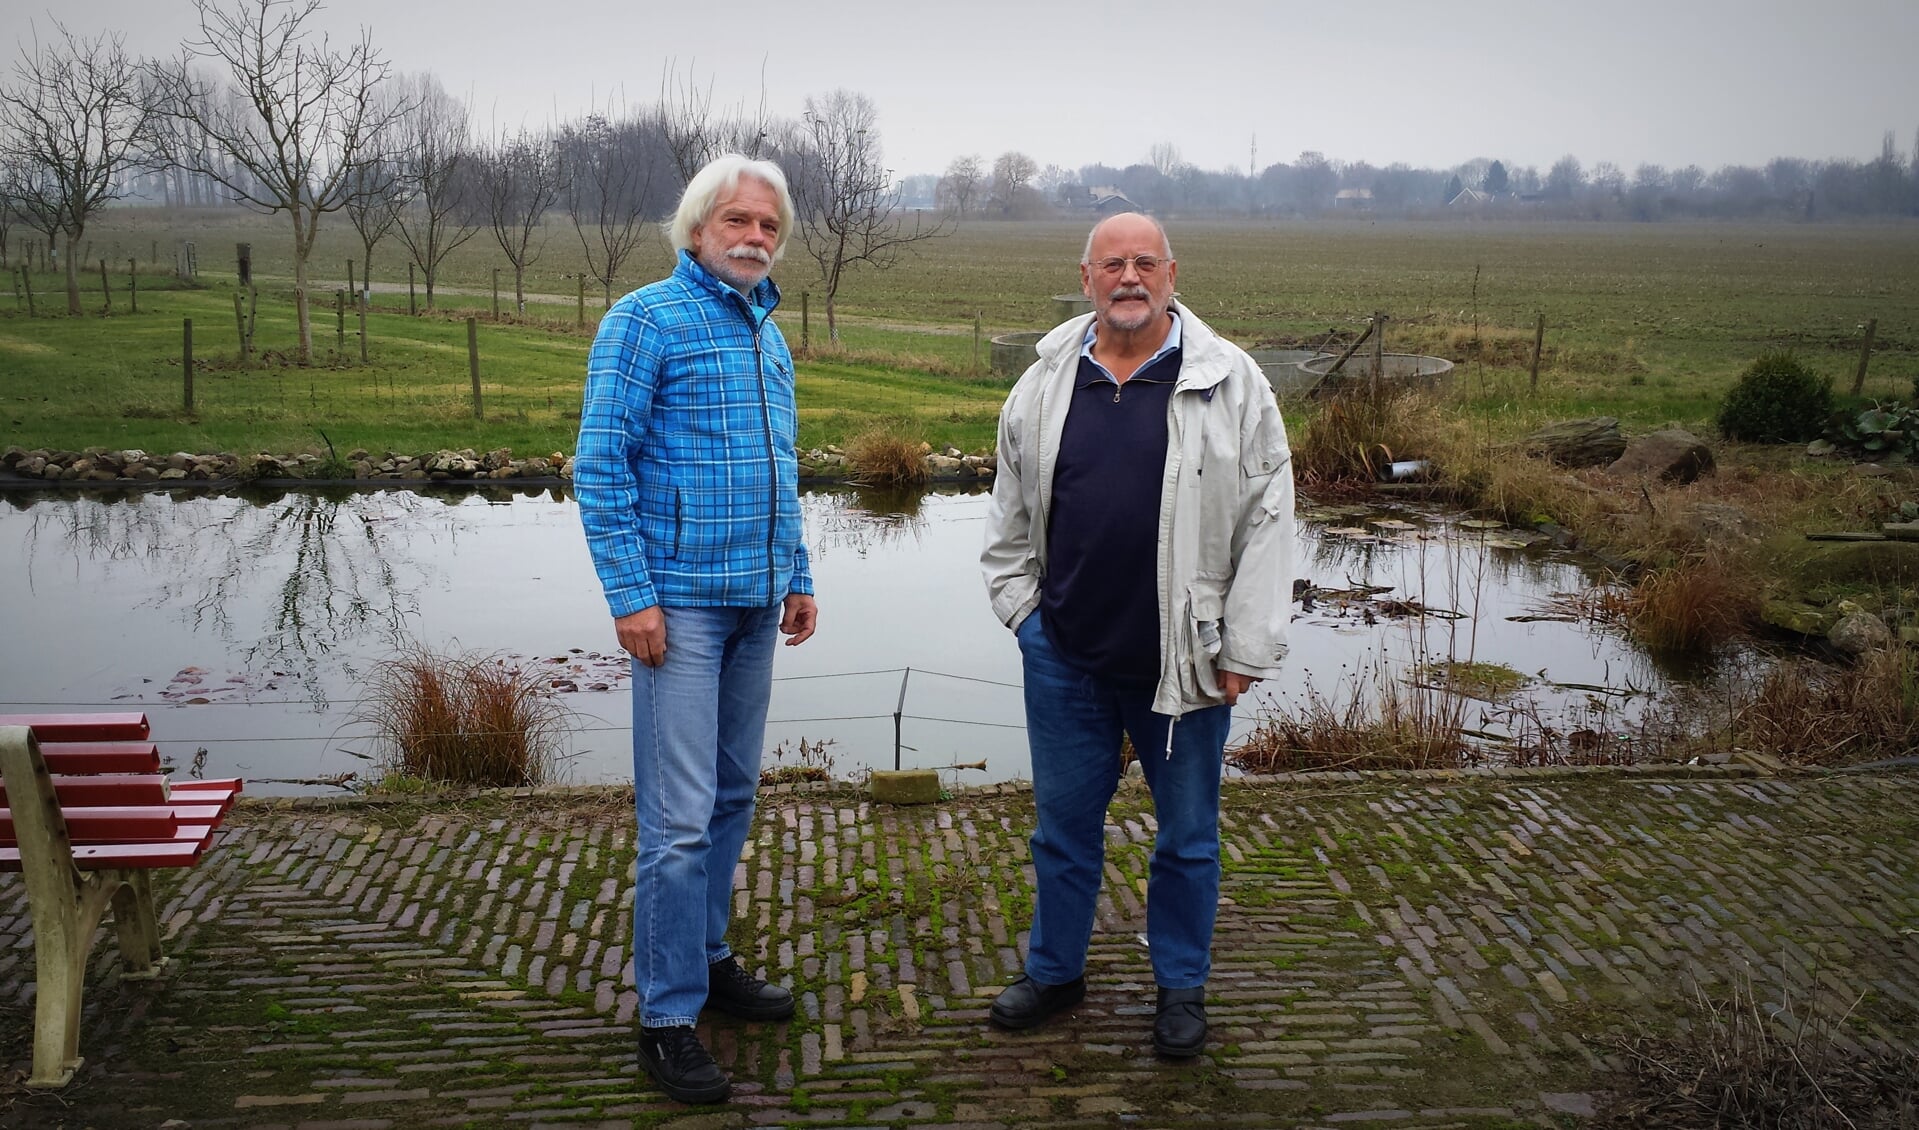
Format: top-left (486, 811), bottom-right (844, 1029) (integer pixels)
top-left (805, 487), bottom-right (932, 558)
top-left (22, 488), bottom-right (446, 707)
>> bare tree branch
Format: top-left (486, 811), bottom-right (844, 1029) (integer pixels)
top-left (148, 0), bottom-right (405, 362)
top-left (476, 126), bottom-right (562, 314)
top-left (0, 21), bottom-right (154, 314)
top-left (783, 89), bottom-right (949, 344)
top-left (387, 72), bottom-right (477, 312)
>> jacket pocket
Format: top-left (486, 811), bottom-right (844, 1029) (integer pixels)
top-left (1184, 580), bottom-right (1226, 700)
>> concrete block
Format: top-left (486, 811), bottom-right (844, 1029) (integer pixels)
top-left (868, 769), bottom-right (941, 805)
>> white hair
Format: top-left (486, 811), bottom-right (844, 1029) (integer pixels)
top-left (1081, 212), bottom-right (1173, 263)
top-left (666, 155), bottom-right (795, 261)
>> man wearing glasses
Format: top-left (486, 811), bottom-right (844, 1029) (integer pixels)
top-left (981, 211), bottom-right (1295, 1057)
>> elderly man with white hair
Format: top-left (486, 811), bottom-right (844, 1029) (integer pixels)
top-left (576, 154), bottom-right (818, 1104)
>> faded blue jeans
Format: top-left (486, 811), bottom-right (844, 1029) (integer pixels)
top-left (1016, 610), bottom-right (1229, 990)
top-left (631, 602), bottom-right (780, 1028)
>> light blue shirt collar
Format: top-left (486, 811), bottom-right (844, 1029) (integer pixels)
top-left (1079, 310), bottom-right (1182, 384)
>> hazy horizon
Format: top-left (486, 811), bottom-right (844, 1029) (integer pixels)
top-left (13, 0), bottom-right (1917, 181)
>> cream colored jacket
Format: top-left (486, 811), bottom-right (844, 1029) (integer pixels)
top-left (981, 302), bottom-right (1296, 717)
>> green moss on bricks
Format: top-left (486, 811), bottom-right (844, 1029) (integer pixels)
top-left (868, 769), bottom-right (941, 805)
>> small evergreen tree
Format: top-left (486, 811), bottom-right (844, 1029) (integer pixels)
top-left (1716, 351), bottom-right (1833, 443)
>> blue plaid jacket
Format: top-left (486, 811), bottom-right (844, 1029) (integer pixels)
top-left (576, 251), bottom-right (812, 618)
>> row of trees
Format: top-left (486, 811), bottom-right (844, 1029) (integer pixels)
top-left (0, 0), bottom-right (941, 360)
top-left (931, 135), bottom-right (1919, 222)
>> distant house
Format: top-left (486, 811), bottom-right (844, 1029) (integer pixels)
top-left (1333, 187), bottom-right (1373, 210)
top-left (1086, 186), bottom-right (1140, 215)
top-left (1447, 187), bottom-right (1492, 207)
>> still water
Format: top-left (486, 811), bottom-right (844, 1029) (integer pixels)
top-left (0, 486), bottom-right (1670, 793)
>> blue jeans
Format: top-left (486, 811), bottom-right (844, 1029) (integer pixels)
top-left (1016, 611), bottom-right (1229, 990)
top-left (631, 603), bottom-right (780, 1027)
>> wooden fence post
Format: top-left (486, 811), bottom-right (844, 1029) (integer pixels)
top-left (1529, 311), bottom-right (1546, 392)
top-left (801, 291), bottom-right (810, 354)
top-left (1851, 318), bottom-right (1877, 395)
top-left (576, 275), bottom-right (584, 328)
top-left (467, 316), bottom-right (483, 420)
top-left (335, 289), bottom-right (346, 357)
top-left (358, 288), bottom-right (368, 364)
top-left (973, 311), bottom-right (982, 374)
top-left (408, 262), bottom-right (417, 316)
top-left (22, 266), bottom-right (34, 316)
top-left (98, 259), bottom-right (110, 314)
top-left (128, 258), bottom-right (137, 313)
top-left (491, 267), bottom-right (500, 321)
top-left (233, 293), bottom-right (248, 365)
top-left (183, 318), bottom-right (194, 411)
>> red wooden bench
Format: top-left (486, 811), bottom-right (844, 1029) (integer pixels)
top-left (0, 713), bottom-right (243, 1087)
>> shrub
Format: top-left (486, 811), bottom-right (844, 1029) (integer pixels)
top-left (1715, 351), bottom-right (1832, 443)
top-left (358, 645), bottom-right (570, 787)
top-left (1601, 554), bottom-right (1755, 654)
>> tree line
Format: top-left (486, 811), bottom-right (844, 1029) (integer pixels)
top-left (0, 0), bottom-right (939, 361)
top-left (929, 136), bottom-right (1919, 222)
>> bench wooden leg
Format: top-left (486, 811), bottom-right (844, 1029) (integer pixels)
top-left (26, 874), bottom-right (117, 1088)
top-left (112, 869), bottom-right (168, 980)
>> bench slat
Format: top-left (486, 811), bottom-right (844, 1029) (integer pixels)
top-left (0, 835), bottom-right (213, 872)
top-left (0, 775), bottom-right (172, 809)
top-left (1, 806), bottom-right (177, 845)
top-left (38, 742), bottom-right (162, 774)
top-left (0, 713), bottom-right (149, 742)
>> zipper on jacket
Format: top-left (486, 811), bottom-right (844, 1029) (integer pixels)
top-left (743, 297), bottom-right (778, 607)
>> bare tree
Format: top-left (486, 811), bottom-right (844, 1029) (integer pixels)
top-left (657, 60), bottom-right (772, 191)
top-left (784, 89), bottom-right (949, 344)
top-left (388, 73), bottom-right (477, 312)
top-left (935, 153), bottom-right (982, 217)
top-left (476, 126), bottom-right (563, 314)
top-left (988, 151), bottom-right (1038, 217)
top-left (342, 151), bottom-right (401, 303)
top-left (562, 110), bottom-right (669, 307)
top-left (0, 22), bottom-right (153, 314)
top-left (150, 0), bottom-right (403, 363)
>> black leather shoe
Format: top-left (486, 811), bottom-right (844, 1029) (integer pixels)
top-left (989, 974), bottom-right (1086, 1030)
top-left (637, 1024), bottom-right (730, 1104)
top-left (1153, 986), bottom-right (1208, 1057)
top-left (706, 955), bottom-right (795, 1021)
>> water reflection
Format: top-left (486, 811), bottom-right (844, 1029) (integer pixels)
top-left (0, 486), bottom-right (1680, 793)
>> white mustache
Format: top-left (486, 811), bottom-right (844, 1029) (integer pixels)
top-left (727, 246), bottom-right (772, 266)
top-left (1107, 285), bottom-right (1150, 301)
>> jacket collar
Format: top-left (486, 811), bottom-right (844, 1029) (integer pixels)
top-left (674, 248), bottom-right (783, 315)
top-left (1037, 299), bottom-right (1226, 392)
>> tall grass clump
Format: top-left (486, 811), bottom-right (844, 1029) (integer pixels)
top-left (1290, 383), bottom-right (1446, 489)
top-left (1597, 972), bottom-right (1919, 1128)
top-left (359, 646), bottom-right (570, 787)
top-left (844, 422), bottom-right (931, 488)
top-left (1229, 667), bottom-right (1469, 773)
top-left (1730, 647), bottom-right (1919, 765)
top-left (1602, 554), bottom-right (1757, 654)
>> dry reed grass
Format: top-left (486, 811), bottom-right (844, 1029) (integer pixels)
top-left (1602, 554), bottom-right (1759, 654)
top-left (359, 646), bottom-right (570, 788)
top-left (844, 423), bottom-right (932, 488)
top-left (1292, 382), bottom-right (1448, 487)
top-left (1230, 668), bottom-right (1470, 773)
top-left (1597, 972), bottom-right (1919, 1128)
top-left (1730, 647), bottom-right (1919, 766)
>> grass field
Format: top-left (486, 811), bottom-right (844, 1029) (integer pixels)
top-left (3, 210), bottom-right (1914, 457)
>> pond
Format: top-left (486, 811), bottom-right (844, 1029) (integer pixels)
top-left (0, 486), bottom-right (1679, 794)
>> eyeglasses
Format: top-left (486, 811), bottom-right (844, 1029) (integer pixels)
top-left (1088, 254), bottom-right (1171, 276)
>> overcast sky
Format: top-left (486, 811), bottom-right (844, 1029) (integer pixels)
top-left (24, 0), bottom-right (1919, 179)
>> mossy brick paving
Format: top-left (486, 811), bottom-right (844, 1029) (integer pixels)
top-left (3, 767), bottom-right (1917, 1127)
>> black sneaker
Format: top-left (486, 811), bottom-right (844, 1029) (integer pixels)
top-left (706, 955), bottom-right (795, 1021)
top-left (636, 1024), bottom-right (730, 1104)
top-left (988, 974), bottom-right (1086, 1030)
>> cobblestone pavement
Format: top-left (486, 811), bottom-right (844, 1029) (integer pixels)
top-left (4, 766), bottom-right (1918, 1128)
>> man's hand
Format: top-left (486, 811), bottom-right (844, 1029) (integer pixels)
top-left (615, 606), bottom-right (666, 668)
top-left (781, 593), bottom-right (818, 646)
top-left (1219, 670), bottom-right (1257, 707)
